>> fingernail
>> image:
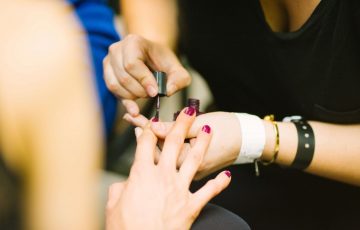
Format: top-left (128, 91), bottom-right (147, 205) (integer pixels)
top-left (129, 107), bottom-right (137, 115)
top-left (202, 125), bottom-right (211, 134)
top-left (151, 117), bottom-right (159, 122)
top-left (123, 113), bottom-right (131, 121)
top-left (134, 127), bottom-right (141, 137)
top-left (225, 170), bottom-right (231, 178)
top-left (184, 107), bottom-right (195, 116)
top-left (146, 85), bottom-right (157, 97)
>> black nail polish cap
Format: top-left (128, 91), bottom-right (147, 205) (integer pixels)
top-left (153, 71), bottom-right (167, 96)
top-left (187, 98), bottom-right (200, 112)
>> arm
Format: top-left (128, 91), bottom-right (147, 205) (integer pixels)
top-left (262, 120), bottom-right (360, 186)
top-left (121, 0), bottom-right (178, 49)
top-left (0, 2), bottom-right (102, 229)
top-left (122, 110), bottom-right (360, 186)
top-left (103, 1), bottom-right (187, 115)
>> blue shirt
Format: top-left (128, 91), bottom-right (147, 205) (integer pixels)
top-left (68, 0), bottom-right (120, 136)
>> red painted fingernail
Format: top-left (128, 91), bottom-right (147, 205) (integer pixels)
top-left (225, 170), bottom-right (231, 178)
top-left (184, 107), bottom-right (195, 116)
top-left (151, 117), bottom-right (159, 122)
top-left (202, 125), bottom-right (211, 134)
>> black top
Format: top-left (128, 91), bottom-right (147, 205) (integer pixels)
top-left (179, 0), bottom-right (360, 123)
top-left (179, 0), bottom-right (360, 229)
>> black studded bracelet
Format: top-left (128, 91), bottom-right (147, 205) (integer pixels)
top-left (290, 119), bottom-right (315, 170)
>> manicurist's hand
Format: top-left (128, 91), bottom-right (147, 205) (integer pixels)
top-left (123, 111), bottom-right (241, 180)
top-left (103, 34), bottom-right (191, 116)
top-left (106, 107), bottom-right (231, 230)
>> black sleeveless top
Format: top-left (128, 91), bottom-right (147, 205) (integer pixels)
top-left (179, 0), bottom-right (360, 229)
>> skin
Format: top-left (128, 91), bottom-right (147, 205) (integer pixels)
top-left (0, 1), bottom-right (102, 229)
top-left (111, 0), bottom-right (360, 186)
top-left (106, 108), bottom-right (231, 230)
top-left (0, 2), bottom-right (231, 230)
top-left (114, 0), bottom-right (322, 115)
top-left (123, 110), bottom-right (360, 186)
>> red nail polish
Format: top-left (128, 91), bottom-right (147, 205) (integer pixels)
top-left (184, 107), bottom-right (195, 116)
top-left (225, 170), bottom-right (231, 178)
top-left (151, 117), bottom-right (159, 122)
top-left (202, 125), bottom-right (211, 134)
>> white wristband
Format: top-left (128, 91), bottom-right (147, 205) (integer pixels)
top-left (233, 113), bottom-right (266, 164)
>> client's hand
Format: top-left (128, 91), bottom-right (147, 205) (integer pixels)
top-left (123, 111), bottom-right (241, 180)
top-left (106, 108), bottom-right (231, 230)
top-left (103, 34), bottom-right (191, 116)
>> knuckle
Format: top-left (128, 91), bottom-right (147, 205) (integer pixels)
top-left (191, 151), bottom-right (203, 165)
top-left (123, 60), bottom-right (137, 72)
top-left (106, 80), bottom-right (120, 92)
top-left (138, 75), bottom-right (149, 86)
top-left (108, 42), bottom-right (118, 53)
top-left (126, 34), bottom-right (143, 43)
top-left (118, 74), bottom-right (131, 85)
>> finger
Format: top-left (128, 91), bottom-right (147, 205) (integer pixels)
top-left (191, 171), bottom-right (231, 212)
top-left (159, 107), bottom-right (196, 169)
top-left (134, 125), bottom-right (157, 163)
top-left (146, 42), bottom-right (191, 96)
top-left (115, 70), bottom-right (147, 98)
top-left (151, 121), bottom-right (202, 141)
top-left (121, 36), bottom-right (158, 97)
top-left (122, 58), bottom-right (158, 97)
top-left (134, 127), bottom-right (143, 138)
top-left (122, 99), bottom-right (140, 116)
top-left (106, 182), bottom-right (125, 210)
top-left (151, 121), bottom-right (174, 138)
top-left (104, 64), bottom-right (137, 100)
top-left (123, 113), bottom-right (149, 128)
top-left (166, 67), bottom-right (191, 96)
top-left (179, 125), bottom-right (212, 185)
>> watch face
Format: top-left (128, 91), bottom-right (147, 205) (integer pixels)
top-left (282, 115), bottom-right (303, 122)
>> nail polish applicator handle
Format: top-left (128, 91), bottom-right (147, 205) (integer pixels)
top-left (153, 71), bottom-right (167, 120)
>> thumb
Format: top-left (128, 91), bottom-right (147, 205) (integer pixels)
top-left (166, 67), bottom-right (191, 95)
top-left (146, 41), bottom-right (191, 96)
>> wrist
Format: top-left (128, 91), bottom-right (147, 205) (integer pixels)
top-left (263, 121), bottom-right (297, 165)
top-left (232, 113), bottom-right (266, 164)
top-left (261, 120), bottom-right (277, 161)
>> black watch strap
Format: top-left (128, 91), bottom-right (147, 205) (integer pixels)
top-left (291, 119), bottom-right (315, 170)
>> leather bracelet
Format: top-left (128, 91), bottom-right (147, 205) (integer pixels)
top-left (290, 118), bottom-right (315, 170)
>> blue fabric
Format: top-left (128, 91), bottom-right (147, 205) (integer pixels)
top-left (69, 0), bottom-right (120, 136)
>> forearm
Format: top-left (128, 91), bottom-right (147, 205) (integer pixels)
top-left (261, 120), bottom-right (360, 186)
top-left (121, 0), bottom-right (178, 49)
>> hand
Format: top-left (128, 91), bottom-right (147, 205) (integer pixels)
top-left (123, 111), bottom-right (241, 180)
top-left (103, 34), bottom-right (191, 116)
top-left (106, 108), bottom-right (231, 230)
